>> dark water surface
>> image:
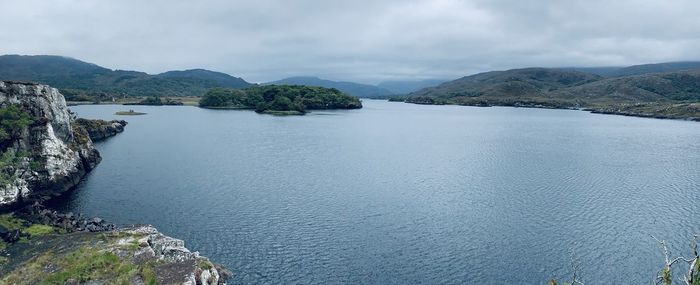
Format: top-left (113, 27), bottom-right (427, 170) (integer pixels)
top-left (53, 100), bottom-right (700, 284)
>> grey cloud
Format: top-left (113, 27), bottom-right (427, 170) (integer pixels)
top-left (0, 0), bottom-right (698, 83)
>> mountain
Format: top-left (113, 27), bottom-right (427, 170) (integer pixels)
top-left (402, 67), bottom-right (699, 120)
top-left (553, 70), bottom-right (700, 102)
top-left (408, 68), bottom-right (601, 101)
top-left (559, 67), bottom-right (623, 77)
top-left (158, 69), bottom-right (252, 89)
top-left (0, 55), bottom-right (252, 98)
top-left (266, 76), bottom-right (392, 98)
top-left (606, 61), bottom-right (700, 77)
top-left (376, 79), bottom-right (448, 94)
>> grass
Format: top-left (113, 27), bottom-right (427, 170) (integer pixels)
top-left (1, 244), bottom-right (164, 284)
top-left (25, 224), bottom-right (57, 236)
top-left (40, 247), bottom-right (136, 285)
top-left (0, 213), bottom-right (61, 237)
top-left (0, 213), bottom-right (25, 230)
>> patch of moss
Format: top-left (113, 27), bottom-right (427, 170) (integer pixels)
top-left (25, 224), bottom-right (57, 236)
top-left (0, 213), bottom-right (25, 230)
top-left (199, 259), bottom-right (214, 270)
top-left (40, 247), bottom-right (136, 284)
top-left (1, 251), bottom-right (56, 284)
top-left (142, 265), bottom-right (158, 285)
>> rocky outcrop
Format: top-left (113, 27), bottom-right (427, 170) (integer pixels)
top-left (74, 118), bottom-right (128, 141)
top-left (15, 202), bottom-right (117, 233)
top-left (124, 225), bottom-right (230, 284)
top-left (0, 81), bottom-right (100, 208)
top-left (0, 219), bottom-right (230, 284)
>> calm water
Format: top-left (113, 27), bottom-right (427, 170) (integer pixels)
top-left (52, 100), bottom-right (700, 284)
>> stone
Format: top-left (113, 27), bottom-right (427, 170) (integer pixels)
top-left (0, 81), bottom-right (104, 208)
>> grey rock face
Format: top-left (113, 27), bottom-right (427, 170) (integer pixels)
top-left (74, 118), bottom-right (127, 142)
top-left (124, 225), bottom-right (224, 285)
top-left (0, 81), bottom-right (101, 207)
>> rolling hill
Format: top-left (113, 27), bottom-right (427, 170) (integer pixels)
top-left (158, 69), bottom-right (251, 89)
top-left (406, 68), bottom-right (601, 103)
top-left (0, 55), bottom-right (253, 98)
top-left (266, 76), bottom-right (392, 98)
top-left (401, 67), bottom-right (700, 120)
top-left (376, 79), bottom-right (448, 95)
top-left (606, 61), bottom-right (700, 77)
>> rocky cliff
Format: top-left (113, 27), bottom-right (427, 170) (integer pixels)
top-left (74, 118), bottom-right (128, 142)
top-left (1, 207), bottom-right (229, 284)
top-left (0, 81), bottom-right (100, 208)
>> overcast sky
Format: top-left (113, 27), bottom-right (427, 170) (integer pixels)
top-left (1, 0), bottom-right (699, 84)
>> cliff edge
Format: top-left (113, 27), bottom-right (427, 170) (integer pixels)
top-left (0, 81), bottom-right (101, 208)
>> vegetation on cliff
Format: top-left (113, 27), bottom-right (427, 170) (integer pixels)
top-left (0, 105), bottom-right (33, 146)
top-left (0, 209), bottom-right (227, 284)
top-left (0, 105), bottom-right (36, 186)
top-left (200, 85), bottom-right (362, 114)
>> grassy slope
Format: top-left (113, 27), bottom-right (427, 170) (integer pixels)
top-left (403, 68), bottom-right (700, 120)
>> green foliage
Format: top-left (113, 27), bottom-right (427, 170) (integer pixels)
top-left (142, 265), bottom-right (158, 285)
top-left (693, 259), bottom-right (700, 285)
top-left (140, 96), bottom-right (163, 105)
top-left (0, 149), bottom-right (31, 186)
top-left (40, 247), bottom-right (136, 285)
top-left (0, 105), bottom-right (34, 143)
top-left (0, 213), bottom-right (25, 230)
top-left (662, 266), bottom-right (672, 285)
top-left (25, 224), bottom-right (58, 236)
top-left (200, 85), bottom-right (362, 114)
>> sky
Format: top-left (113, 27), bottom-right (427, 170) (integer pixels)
top-left (1, 0), bottom-right (699, 84)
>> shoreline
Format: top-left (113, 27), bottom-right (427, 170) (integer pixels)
top-left (393, 100), bottom-right (700, 122)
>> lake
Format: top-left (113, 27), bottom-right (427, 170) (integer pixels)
top-left (51, 100), bottom-right (700, 284)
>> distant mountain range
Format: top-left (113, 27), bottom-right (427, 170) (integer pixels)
top-left (377, 79), bottom-right (449, 95)
top-left (0, 54), bottom-right (698, 120)
top-left (563, 61), bottom-right (700, 77)
top-left (265, 76), bottom-right (393, 98)
top-left (0, 55), bottom-right (253, 97)
top-left (0, 55), bottom-right (446, 98)
top-left (401, 63), bottom-right (700, 120)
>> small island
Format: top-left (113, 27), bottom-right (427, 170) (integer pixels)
top-left (115, 110), bottom-right (147, 116)
top-left (199, 85), bottom-right (362, 115)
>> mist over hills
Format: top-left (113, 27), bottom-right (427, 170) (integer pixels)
top-left (562, 61), bottom-right (700, 77)
top-left (1, 54), bottom-right (698, 119)
top-left (377, 79), bottom-right (449, 95)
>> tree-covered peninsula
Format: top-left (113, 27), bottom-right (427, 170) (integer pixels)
top-left (199, 85), bottom-right (363, 115)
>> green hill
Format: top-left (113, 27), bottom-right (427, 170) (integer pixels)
top-left (377, 79), bottom-right (448, 95)
top-left (266, 76), bottom-right (393, 98)
top-left (607, 61), bottom-right (700, 77)
top-left (0, 55), bottom-right (252, 98)
top-left (405, 68), bottom-right (601, 106)
top-left (158, 69), bottom-right (252, 89)
top-left (401, 67), bottom-right (700, 120)
top-left (553, 70), bottom-right (700, 102)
